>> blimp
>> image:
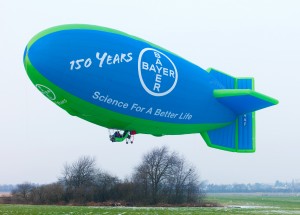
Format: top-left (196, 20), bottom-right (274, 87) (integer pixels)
top-left (23, 24), bottom-right (278, 152)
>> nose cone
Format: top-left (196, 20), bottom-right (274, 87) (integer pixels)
top-left (23, 35), bottom-right (70, 108)
top-left (23, 46), bottom-right (28, 74)
top-left (23, 37), bottom-right (52, 86)
top-left (25, 34), bottom-right (62, 78)
top-left (23, 45), bottom-right (32, 74)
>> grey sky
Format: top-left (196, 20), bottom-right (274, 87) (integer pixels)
top-left (1, 0), bottom-right (299, 185)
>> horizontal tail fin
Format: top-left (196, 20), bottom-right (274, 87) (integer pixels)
top-left (209, 67), bottom-right (278, 115)
top-left (202, 68), bottom-right (278, 152)
top-left (214, 89), bottom-right (278, 115)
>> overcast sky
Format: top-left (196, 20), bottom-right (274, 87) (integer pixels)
top-left (1, 0), bottom-right (299, 185)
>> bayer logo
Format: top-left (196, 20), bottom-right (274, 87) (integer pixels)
top-left (36, 84), bottom-right (56, 101)
top-left (138, 48), bottom-right (178, 97)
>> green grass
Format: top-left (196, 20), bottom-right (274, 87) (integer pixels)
top-left (207, 193), bottom-right (300, 208)
top-left (206, 193), bottom-right (300, 214)
top-left (1, 194), bottom-right (300, 214)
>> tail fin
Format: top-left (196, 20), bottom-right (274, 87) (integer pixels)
top-left (201, 68), bottom-right (278, 153)
top-left (214, 89), bottom-right (278, 115)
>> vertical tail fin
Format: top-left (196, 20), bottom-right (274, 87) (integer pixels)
top-left (201, 108), bottom-right (256, 152)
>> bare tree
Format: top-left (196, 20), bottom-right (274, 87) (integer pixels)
top-left (61, 156), bottom-right (97, 189)
top-left (134, 146), bottom-right (177, 204)
top-left (11, 182), bottom-right (35, 203)
top-left (167, 157), bottom-right (200, 203)
top-left (31, 182), bottom-right (64, 204)
top-left (132, 146), bottom-right (203, 205)
top-left (60, 156), bottom-right (98, 202)
top-left (42, 183), bottom-right (64, 204)
top-left (93, 170), bottom-right (119, 202)
top-left (132, 163), bottom-right (150, 203)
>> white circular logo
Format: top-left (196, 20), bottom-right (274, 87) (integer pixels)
top-left (35, 84), bottom-right (56, 100)
top-left (138, 48), bottom-right (178, 97)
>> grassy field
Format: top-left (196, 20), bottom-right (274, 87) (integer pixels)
top-left (1, 194), bottom-right (300, 214)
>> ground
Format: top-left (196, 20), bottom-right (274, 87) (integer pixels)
top-left (1, 194), bottom-right (300, 214)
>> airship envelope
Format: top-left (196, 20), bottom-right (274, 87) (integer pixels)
top-left (23, 24), bottom-right (278, 152)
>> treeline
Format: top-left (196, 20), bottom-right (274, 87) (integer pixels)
top-left (0, 184), bottom-right (15, 192)
top-left (9, 146), bottom-right (204, 205)
top-left (204, 180), bottom-right (300, 193)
